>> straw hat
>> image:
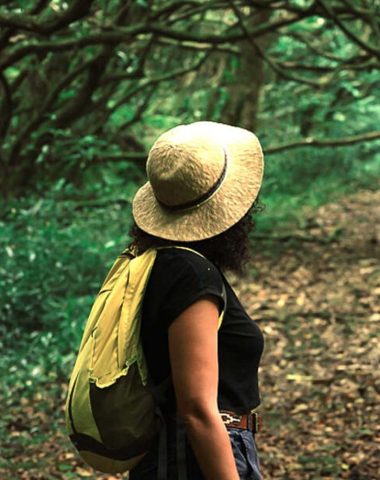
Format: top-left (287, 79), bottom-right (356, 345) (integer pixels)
top-left (132, 121), bottom-right (264, 242)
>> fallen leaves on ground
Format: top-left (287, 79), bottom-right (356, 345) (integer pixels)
top-left (1, 188), bottom-right (379, 479)
top-left (232, 188), bottom-right (380, 479)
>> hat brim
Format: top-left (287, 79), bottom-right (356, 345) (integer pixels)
top-left (132, 123), bottom-right (264, 242)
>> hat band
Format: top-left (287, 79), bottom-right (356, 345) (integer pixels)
top-left (157, 149), bottom-right (228, 212)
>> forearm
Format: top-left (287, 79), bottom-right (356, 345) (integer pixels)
top-left (181, 411), bottom-right (239, 480)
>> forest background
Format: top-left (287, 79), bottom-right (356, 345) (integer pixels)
top-left (0, 1), bottom-right (379, 479)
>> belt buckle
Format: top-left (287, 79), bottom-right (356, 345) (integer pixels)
top-left (220, 412), bottom-right (241, 426)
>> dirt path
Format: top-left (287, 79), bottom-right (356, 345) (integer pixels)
top-left (232, 188), bottom-right (380, 479)
top-left (1, 189), bottom-right (379, 479)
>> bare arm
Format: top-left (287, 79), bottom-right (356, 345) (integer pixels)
top-left (168, 295), bottom-right (239, 480)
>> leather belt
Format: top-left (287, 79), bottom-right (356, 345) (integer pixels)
top-left (220, 409), bottom-right (262, 433)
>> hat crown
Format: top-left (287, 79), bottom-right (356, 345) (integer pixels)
top-left (132, 121), bottom-right (264, 242)
top-left (147, 126), bottom-right (225, 208)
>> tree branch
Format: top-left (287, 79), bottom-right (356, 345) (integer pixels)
top-left (156, 37), bottom-right (239, 55)
top-left (281, 57), bottom-right (379, 73)
top-left (150, 1), bottom-right (204, 22)
top-left (316, 0), bottom-right (380, 60)
top-left (340, 0), bottom-right (380, 24)
top-left (288, 32), bottom-right (380, 74)
top-left (85, 131), bottom-right (380, 167)
top-left (117, 87), bottom-right (155, 131)
top-left (0, 0), bottom-right (96, 35)
top-left (266, 131), bottom-right (380, 154)
top-left (7, 51), bottom-right (108, 163)
top-left (0, 72), bottom-right (13, 139)
top-left (288, 31), bottom-right (347, 63)
top-left (0, 0), bottom-right (50, 51)
top-left (54, 50), bottom-right (112, 128)
top-left (148, 10), bottom-right (314, 42)
top-left (162, 0), bottom-right (238, 26)
top-left (105, 54), bottom-right (209, 122)
top-left (228, 2), bottom-right (324, 87)
top-left (0, 12), bottom-right (317, 71)
top-left (90, 152), bottom-right (147, 162)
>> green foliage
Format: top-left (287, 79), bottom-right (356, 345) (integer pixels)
top-left (259, 148), bottom-right (380, 233)
top-left (1, 0), bottom-right (379, 374)
top-left (0, 181), bottom-right (136, 358)
top-left (0, 3), bottom-right (379, 478)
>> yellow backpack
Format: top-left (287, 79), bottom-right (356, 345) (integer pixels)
top-left (65, 246), bottom-right (225, 474)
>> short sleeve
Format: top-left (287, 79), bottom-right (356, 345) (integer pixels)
top-left (145, 248), bottom-right (226, 328)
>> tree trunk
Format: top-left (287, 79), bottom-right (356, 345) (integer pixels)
top-left (221, 9), bottom-right (273, 131)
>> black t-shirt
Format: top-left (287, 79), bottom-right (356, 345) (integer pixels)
top-left (141, 247), bottom-right (264, 414)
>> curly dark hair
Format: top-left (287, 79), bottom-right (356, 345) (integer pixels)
top-left (128, 196), bottom-right (265, 275)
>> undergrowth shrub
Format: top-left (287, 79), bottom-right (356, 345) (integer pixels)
top-left (0, 196), bottom-right (133, 338)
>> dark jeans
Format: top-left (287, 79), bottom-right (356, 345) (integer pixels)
top-left (129, 418), bottom-right (262, 480)
top-left (228, 428), bottom-right (262, 480)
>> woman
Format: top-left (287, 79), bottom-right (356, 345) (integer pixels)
top-left (129, 121), bottom-right (265, 480)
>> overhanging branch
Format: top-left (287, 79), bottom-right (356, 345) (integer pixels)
top-left (266, 131), bottom-right (380, 154)
top-left (0, 12), bottom-right (314, 71)
top-left (0, 0), bottom-right (95, 35)
top-left (105, 53), bottom-right (209, 120)
top-left (316, 0), bottom-right (380, 59)
top-left (228, 2), bottom-right (324, 87)
top-left (88, 131), bottom-right (380, 161)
